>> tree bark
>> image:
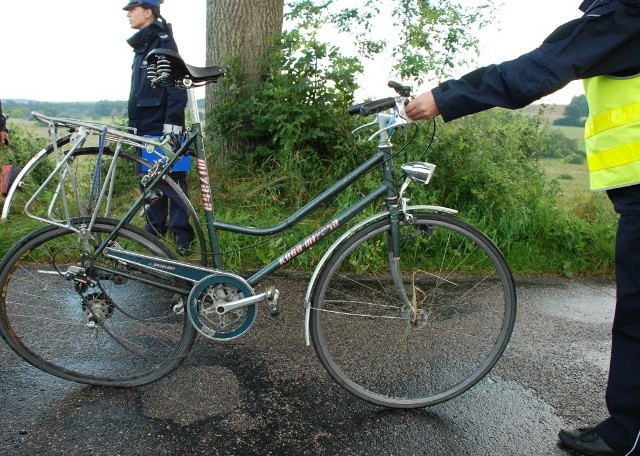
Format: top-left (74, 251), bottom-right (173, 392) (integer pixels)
top-left (205, 0), bottom-right (284, 161)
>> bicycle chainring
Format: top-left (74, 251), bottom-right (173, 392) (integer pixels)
top-left (187, 272), bottom-right (257, 341)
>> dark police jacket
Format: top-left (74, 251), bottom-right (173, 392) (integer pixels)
top-left (0, 101), bottom-right (7, 133)
top-left (127, 22), bottom-right (187, 135)
top-left (433, 0), bottom-right (640, 122)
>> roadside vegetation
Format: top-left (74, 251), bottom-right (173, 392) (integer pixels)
top-left (0, 103), bottom-right (615, 278)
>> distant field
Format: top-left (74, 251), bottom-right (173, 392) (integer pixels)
top-left (523, 104), bottom-right (585, 143)
top-left (9, 118), bottom-right (50, 139)
top-left (540, 157), bottom-right (590, 197)
top-left (522, 103), bottom-right (588, 195)
top-left (523, 103), bottom-right (567, 123)
top-left (543, 119), bottom-right (587, 196)
top-left (552, 124), bottom-right (586, 153)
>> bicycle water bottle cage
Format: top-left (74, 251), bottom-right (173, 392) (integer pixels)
top-left (146, 48), bottom-right (226, 88)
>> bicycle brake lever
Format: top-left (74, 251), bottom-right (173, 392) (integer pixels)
top-left (367, 116), bottom-right (409, 141)
top-left (351, 118), bottom-right (379, 135)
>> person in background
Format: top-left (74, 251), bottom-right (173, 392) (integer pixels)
top-left (405, 1), bottom-right (640, 455)
top-left (123, 0), bottom-right (194, 255)
top-left (0, 101), bottom-right (9, 147)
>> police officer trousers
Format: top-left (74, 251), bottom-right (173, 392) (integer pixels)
top-left (597, 183), bottom-right (640, 455)
top-left (143, 171), bottom-right (194, 247)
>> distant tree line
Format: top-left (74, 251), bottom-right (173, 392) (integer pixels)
top-left (2, 99), bottom-right (206, 121)
top-left (553, 94), bottom-right (588, 127)
top-left (2, 99), bottom-right (127, 120)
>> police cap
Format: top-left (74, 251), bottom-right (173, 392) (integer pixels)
top-left (123, 0), bottom-right (163, 10)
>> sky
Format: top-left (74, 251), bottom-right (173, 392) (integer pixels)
top-left (0, 0), bottom-right (584, 105)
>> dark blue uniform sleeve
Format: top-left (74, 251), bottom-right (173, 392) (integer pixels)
top-left (433, 0), bottom-right (640, 122)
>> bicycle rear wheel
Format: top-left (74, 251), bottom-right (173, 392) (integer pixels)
top-left (2, 141), bottom-right (207, 265)
top-left (0, 217), bottom-right (197, 386)
top-left (310, 212), bottom-right (516, 408)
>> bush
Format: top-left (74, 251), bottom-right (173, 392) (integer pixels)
top-left (0, 122), bottom-right (48, 169)
top-left (396, 109), bottom-right (615, 275)
top-left (563, 153), bottom-right (585, 165)
top-left (207, 29), bottom-right (364, 206)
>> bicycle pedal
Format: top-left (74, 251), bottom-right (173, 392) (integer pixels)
top-left (265, 286), bottom-right (280, 316)
top-left (171, 294), bottom-right (185, 314)
top-left (268, 303), bottom-right (280, 316)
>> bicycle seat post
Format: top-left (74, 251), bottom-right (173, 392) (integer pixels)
top-left (187, 89), bottom-right (200, 125)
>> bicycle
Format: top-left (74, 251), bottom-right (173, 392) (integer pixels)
top-left (0, 49), bottom-right (516, 408)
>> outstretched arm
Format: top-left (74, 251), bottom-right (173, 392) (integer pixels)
top-left (407, 1), bottom-right (640, 123)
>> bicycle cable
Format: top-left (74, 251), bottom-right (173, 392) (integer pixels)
top-left (418, 118), bottom-right (437, 162)
top-left (624, 429), bottom-right (640, 456)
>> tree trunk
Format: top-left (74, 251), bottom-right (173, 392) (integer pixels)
top-left (205, 0), bottom-right (284, 162)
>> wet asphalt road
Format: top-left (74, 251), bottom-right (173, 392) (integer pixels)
top-left (0, 275), bottom-right (615, 455)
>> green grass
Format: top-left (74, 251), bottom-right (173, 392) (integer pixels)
top-left (552, 125), bottom-right (586, 152)
top-left (540, 157), bottom-right (590, 197)
top-left (9, 118), bottom-right (49, 137)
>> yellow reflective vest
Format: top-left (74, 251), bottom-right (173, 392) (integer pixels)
top-left (583, 74), bottom-right (640, 191)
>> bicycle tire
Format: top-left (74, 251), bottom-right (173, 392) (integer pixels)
top-left (310, 212), bottom-right (516, 408)
top-left (2, 140), bottom-right (207, 265)
top-left (0, 217), bottom-right (198, 386)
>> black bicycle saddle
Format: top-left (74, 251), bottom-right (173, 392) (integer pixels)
top-left (146, 48), bottom-right (225, 87)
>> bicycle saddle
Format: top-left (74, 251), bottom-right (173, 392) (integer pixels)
top-left (147, 48), bottom-right (226, 87)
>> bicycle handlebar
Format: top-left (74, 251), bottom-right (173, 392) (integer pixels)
top-left (357, 97), bottom-right (397, 116)
top-left (348, 81), bottom-right (412, 117)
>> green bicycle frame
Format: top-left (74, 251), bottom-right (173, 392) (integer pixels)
top-left (96, 89), bottom-right (404, 289)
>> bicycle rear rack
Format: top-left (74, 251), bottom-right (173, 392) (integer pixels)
top-left (14, 113), bottom-right (175, 233)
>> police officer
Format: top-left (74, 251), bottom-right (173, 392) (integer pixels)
top-left (0, 101), bottom-right (9, 146)
top-left (124, 0), bottom-right (194, 255)
top-left (406, 1), bottom-right (640, 455)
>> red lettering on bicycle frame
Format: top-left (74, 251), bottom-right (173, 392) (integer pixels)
top-left (196, 158), bottom-right (213, 211)
top-left (279, 219), bottom-right (340, 265)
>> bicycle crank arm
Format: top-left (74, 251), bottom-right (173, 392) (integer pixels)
top-left (214, 286), bottom-right (280, 315)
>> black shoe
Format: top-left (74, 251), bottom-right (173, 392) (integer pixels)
top-left (177, 244), bottom-right (190, 256)
top-left (558, 428), bottom-right (617, 455)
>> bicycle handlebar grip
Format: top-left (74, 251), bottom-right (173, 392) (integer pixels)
top-left (359, 97), bottom-right (396, 116)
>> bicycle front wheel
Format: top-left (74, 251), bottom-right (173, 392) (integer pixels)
top-left (310, 212), bottom-right (516, 408)
top-left (0, 218), bottom-right (197, 386)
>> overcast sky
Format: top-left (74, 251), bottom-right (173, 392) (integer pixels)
top-left (1, 1), bottom-right (583, 104)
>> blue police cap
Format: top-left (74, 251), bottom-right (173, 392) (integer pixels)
top-left (123, 0), bottom-right (163, 10)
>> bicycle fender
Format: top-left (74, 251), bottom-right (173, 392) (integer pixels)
top-left (303, 204), bottom-right (458, 346)
top-left (1, 145), bottom-right (52, 221)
